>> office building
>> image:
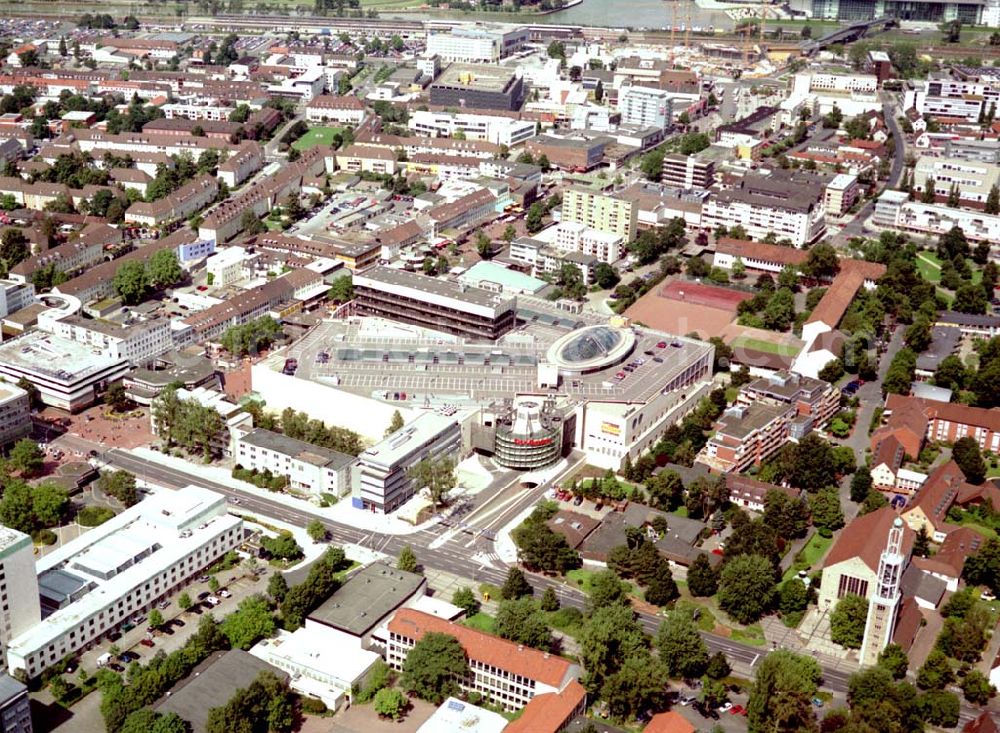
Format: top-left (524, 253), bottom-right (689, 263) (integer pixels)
top-left (304, 95), bottom-right (366, 126)
top-left (0, 281), bottom-right (34, 320)
top-left (407, 110), bottom-right (536, 147)
top-left (235, 428), bottom-right (356, 498)
top-left (806, 0), bottom-right (990, 24)
top-left (352, 412), bottom-right (462, 513)
top-left (524, 134), bottom-right (610, 172)
top-left (425, 25), bottom-right (529, 63)
top-left (0, 674), bottom-right (30, 733)
top-left (907, 75), bottom-right (1000, 123)
top-left (6, 486), bottom-right (243, 678)
top-left (429, 64), bottom-right (526, 112)
top-left (874, 190), bottom-right (1000, 244)
top-left (561, 188), bottom-right (637, 243)
top-left (0, 332), bottom-right (130, 412)
top-left (913, 157), bottom-right (999, 208)
top-left (617, 85), bottom-right (674, 130)
top-left (661, 153), bottom-right (715, 189)
top-left (387, 608), bottom-right (582, 711)
top-left (353, 267), bottom-right (517, 341)
top-left (702, 171), bottom-right (827, 247)
top-left (490, 398), bottom-right (565, 471)
top-left (40, 314), bottom-right (173, 367)
top-left (0, 384), bottom-right (30, 448)
top-left (307, 562), bottom-right (426, 646)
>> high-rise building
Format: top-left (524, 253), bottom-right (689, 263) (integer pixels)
top-left (0, 674), bottom-right (31, 733)
top-left (561, 188), bottom-right (637, 243)
top-left (661, 153), bottom-right (716, 189)
top-left (617, 85), bottom-right (674, 130)
top-left (860, 517), bottom-right (907, 666)
top-left (0, 529), bottom-right (41, 669)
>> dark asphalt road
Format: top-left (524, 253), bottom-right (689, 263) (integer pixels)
top-left (104, 449), bottom-right (983, 724)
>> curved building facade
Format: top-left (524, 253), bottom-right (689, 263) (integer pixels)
top-left (545, 324), bottom-right (636, 375)
top-left (494, 399), bottom-right (563, 470)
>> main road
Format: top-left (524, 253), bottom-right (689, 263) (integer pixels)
top-left (102, 449), bottom-right (981, 725)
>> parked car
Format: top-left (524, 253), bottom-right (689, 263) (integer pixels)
top-left (197, 575), bottom-right (210, 583)
top-left (157, 601), bottom-right (169, 610)
top-left (218, 589), bottom-right (231, 598)
top-left (197, 591), bottom-right (211, 600)
top-left (680, 694), bottom-right (697, 707)
top-left (730, 705), bottom-right (747, 716)
top-left (140, 638), bottom-right (155, 648)
top-left (717, 702), bottom-right (733, 713)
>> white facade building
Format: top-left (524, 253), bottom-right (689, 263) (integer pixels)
top-left (913, 157), bottom-right (999, 207)
top-left (551, 221), bottom-right (624, 263)
top-left (407, 110), bottom-right (537, 147)
top-left (906, 78), bottom-right (1000, 123)
top-left (235, 428), bottom-right (355, 498)
top-left (40, 315), bottom-right (173, 366)
top-left (874, 190), bottom-right (1000, 244)
top-left (617, 85), bottom-right (675, 130)
top-left (702, 183), bottom-right (827, 247)
top-left (206, 246), bottom-right (251, 287)
top-left (6, 486), bottom-right (243, 678)
top-left (352, 412), bottom-right (462, 513)
top-left (425, 26), bottom-right (528, 63)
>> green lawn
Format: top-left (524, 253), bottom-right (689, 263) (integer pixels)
top-left (565, 569), bottom-right (636, 596)
top-left (463, 612), bottom-right (496, 634)
top-left (731, 624), bottom-right (767, 647)
top-left (730, 336), bottom-right (801, 357)
top-left (916, 252), bottom-right (942, 282)
top-left (292, 126), bottom-right (345, 151)
top-left (782, 532), bottom-right (834, 582)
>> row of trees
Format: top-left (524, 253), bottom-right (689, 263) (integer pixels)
top-left (152, 387), bottom-right (226, 460)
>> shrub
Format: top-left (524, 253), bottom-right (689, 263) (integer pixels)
top-left (33, 529), bottom-right (58, 545)
top-left (301, 697), bottom-right (327, 715)
top-left (77, 506), bottom-right (116, 527)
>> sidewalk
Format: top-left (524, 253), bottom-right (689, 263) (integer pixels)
top-left (128, 447), bottom-right (434, 536)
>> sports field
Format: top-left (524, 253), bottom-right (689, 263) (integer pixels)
top-left (292, 126), bottom-right (345, 151)
top-left (730, 336), bottom-right (801, 357)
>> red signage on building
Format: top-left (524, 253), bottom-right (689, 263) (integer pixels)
top-left (513, 437), bottom-right (553, 447)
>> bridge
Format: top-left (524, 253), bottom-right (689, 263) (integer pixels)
top-left (801, 16), bottom-right (898, 54)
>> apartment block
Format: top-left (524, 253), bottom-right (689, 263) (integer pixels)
top-left (561, 188), bottom-right (637, 243)
top-left (352, 411), bottom-right (462, 513)
top-left (218, 141), bottom-right (264, 189)
top-left (738, 370), bottom-right (840, 429)
top-left (551, 221), bottom-right (624, 263)
top-left (124, 174), bottom-right (219, 228)
top-left (907, 77), bottom-right (1000, 123)
top-left (702, 171), bottom-right (827, 247)
top-left (235, 428), bottom-right (355, 498)
top-left (387, 609), bottom-right (581, 711)
top-left (0, 528), bottom-right (41, 671)
top-left (697, 401), bottom-right (797, 473)
top-left (824, 173), bottom-right (860, 216)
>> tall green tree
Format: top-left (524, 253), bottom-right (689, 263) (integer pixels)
top-left (655, 609), bottom-right (709, 678)
top-left (830, 594), bottom-right (868, 649)
top-left (495, 598), bottom-right (551, 649)
top-left (578, 603), bottom-right (647, 693)
top-left (401, 632), bottom-right (468, 704)
top-left (718, 554), bottom-right (777, 625)
top-left (747, 650), bottom-right (821, 733)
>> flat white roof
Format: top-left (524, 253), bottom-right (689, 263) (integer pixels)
top-left (361, 411), bottom-right (459, 467)
top-left (417, 698), bottom-right (508, 733)
top-left (251, 627), bottom-right (379, 686)
top-left (9, 486), bottom-right (240, 659)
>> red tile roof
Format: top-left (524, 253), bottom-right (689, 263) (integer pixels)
top-left (388, 609), bottom-right (574, 689)
top-left (885, 393), bottom-right (1000, 435)
top-left (643, 711), bottom-right (696, 733)
top-left (824, 506), bottom-right (914, 573)
top-left (892, 595), bottom-right (923, 651)
top-left (964, 712), bottom-right (1000, 733)
top-left (912, 526), bottom-right (984, 579)
top-left (904, 460), bottom-right (973, 532)
top-left (716, 237), bottom-right (809, 267)
top-left (504, 680), bottom-right (585, 733)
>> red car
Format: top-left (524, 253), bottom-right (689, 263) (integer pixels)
top-left (730, 705), bottom-right (747, 716)
top-left (140, 638), bottom-right (155, 647)
top-left (656, 341), bottom-right (667, 348)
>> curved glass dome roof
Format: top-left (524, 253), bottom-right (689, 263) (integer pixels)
top-left (545, 325), bottom-right (636, 373)
top-left (558, 326), bottom-right (623, 365)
